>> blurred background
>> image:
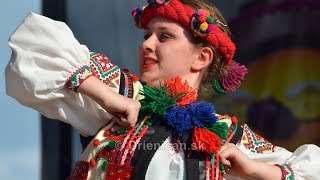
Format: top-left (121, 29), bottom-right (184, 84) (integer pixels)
top-left (1, 0), bottom-right (319, 179)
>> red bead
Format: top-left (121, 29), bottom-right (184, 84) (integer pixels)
top-left (93, 139), bottom-right (101, 146)
top-left (90, 158), bottom-right (97, 167)
top-left (103, 130), bottom-right (111, 137)
top-left (131, 75), bottom-right (139, 82)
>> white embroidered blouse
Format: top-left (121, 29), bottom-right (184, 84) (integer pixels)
top-left (5, 12), bottom-right (320, 180)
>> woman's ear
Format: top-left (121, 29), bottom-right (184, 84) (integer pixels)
top-left (191, 46), bottom-right (213, 71)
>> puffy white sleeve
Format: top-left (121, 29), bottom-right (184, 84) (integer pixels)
top-left (5, 12), bottom-right (121, 136)
top-left (236, 124), bottom-right (320, 179)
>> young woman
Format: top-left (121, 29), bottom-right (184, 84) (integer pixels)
top-left (5, 0), bottom-right (320, 179)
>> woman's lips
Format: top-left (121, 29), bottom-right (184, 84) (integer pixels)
top-left (142, 56), bottom-right (157, 70)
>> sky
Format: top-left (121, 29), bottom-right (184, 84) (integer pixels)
top-left (0, 0), bottom-right (41, 179)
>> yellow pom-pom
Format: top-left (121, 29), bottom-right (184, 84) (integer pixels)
top-left (200, 22), bottom-right (208, 31)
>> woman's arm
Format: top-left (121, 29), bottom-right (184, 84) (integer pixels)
top-left (77, 76), bottom-right (140, 127)
top-left (220, 124), bottom-right (320, 179)
top-left (5, 12), bottom-right (141, 136)
top-left (220, 143), bottom-right (282, 180)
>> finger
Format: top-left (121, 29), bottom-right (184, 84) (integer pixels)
top-left (126, 101), bottom-right (141, 126)
top-left (220, 155), bottom-right (231, 167)
top-left (219, 143), bottom-right (235, 167)
top-left (125, 111), bottom-right (139, 127)
top-left (111, 114), bottom-right (130, 127)
top-left (116, 114), bottom-right (133, 127)
top-left (219, 143), bottom-right (234, 152)
top-left (111, 115), bottom-right (121, 123)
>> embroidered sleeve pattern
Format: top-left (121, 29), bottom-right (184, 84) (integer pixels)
top-left (241, 124), bottom-right (275, 153)
top-left (89, 52), bottom-right (121, 90)
top-left (275, 164), bottom-right (295, 180)
top-left (65, 65), bottom-right (93, 92)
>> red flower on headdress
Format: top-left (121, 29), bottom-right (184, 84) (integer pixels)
top-left (163, 77), bottom-right (198, 107)
top-left (156, 0), bottom-right (165, 4)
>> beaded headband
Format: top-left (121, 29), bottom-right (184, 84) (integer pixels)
top-left (132, 0), bottom-right (247, 93)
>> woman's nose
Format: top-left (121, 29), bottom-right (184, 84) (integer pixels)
top-left (141, 35), bottom-right (156, 53)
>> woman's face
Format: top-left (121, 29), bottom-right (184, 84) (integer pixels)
top-left (138, 17), bottom-right (200, 87)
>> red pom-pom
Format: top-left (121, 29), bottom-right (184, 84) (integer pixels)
top-left (192, 127), bottom-right (221, 153)
top-left (231, 116), bottom-right (238, 124)
top-left (103, 130), bottom-right (111, 137)
top-left (197, 9), bottom-right (210, 22)
top-left (163, 77), bottom-right (198, 107)
top-left (92, 139), bottom-right (101, 147)
top-left (131, 74), bottom-right (139, 82)
top-left (90, 158), bottom-right (97, 167)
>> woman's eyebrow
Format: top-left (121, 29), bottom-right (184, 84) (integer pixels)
top-left (158, 26), bottom-right (178, 33)
top-left (145, 25), bottom-right (179, 33)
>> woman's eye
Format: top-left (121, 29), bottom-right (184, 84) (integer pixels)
top-left (159, 33), bottom-right (171, 40)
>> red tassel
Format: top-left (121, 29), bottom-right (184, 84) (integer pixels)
top-left (221, 60), bottom-right (247, 92)
top-left (192, 127), bottom-right (221, 154)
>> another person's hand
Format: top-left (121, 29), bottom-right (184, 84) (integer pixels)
top-left (219, 143), bottom-right (282, 180)
top-left (77, 76), bottom-right (140, 128)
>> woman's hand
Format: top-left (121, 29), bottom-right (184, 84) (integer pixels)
top-left (77, 76), bottom-right (140, 128)
top-left (99, 90), bottom-right (141, 128)
top-left (219, 143), bottom-right (282, 180)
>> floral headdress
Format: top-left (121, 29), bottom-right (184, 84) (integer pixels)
top-left (132, 0), bottom-right (248, 94)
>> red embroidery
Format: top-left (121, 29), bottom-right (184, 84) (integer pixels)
top-left (105, 163), bottom-right (133, 180)
top-left (241, 124), bottom-right (274, 153)
top-left (68, 161), bottom-right (89, 180)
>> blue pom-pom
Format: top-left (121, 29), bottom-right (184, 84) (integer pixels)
top-left (187, 102), bottom-right (217, 126)
top-left (165, 106), bottom-right (193, 135)
top-left (192, 19), bottom-right (200, 30)
top-left (163, 102), bottom-right (217, 135)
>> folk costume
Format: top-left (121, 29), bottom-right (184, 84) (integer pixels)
top-left (5, 1), bottom-right (320, 179)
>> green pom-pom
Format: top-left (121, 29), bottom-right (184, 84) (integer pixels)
top-left (219, 163), bottom-right (225, 171)
top-left (207, 122), bottom-right (229, 140)
top-left (116, 128), bottom-right (127, 135)
top-left (206, 16), bottom-right (214, 23)
top-left (139, 84), bottom-right (176, 116)
top-left (101, 160), bottom-right (109, 171)
top-left (212, 80), bottom-right (227, 94)
top-left (107, 141), bottom-right (116, 150)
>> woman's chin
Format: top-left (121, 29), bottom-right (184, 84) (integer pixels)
top-left (141, 78), bottom-right (162, 87)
